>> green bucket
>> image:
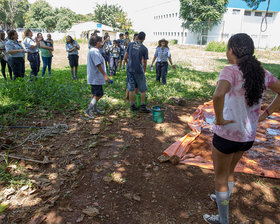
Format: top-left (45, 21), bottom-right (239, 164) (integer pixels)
top-left (136, 93), bottom-right (148, 107)
top-left (152, 106), bottom-right (167, 124)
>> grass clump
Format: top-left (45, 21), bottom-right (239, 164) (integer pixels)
top-left (205, 41), bottom-right (227, 52)
top-left (0, 64), bottom-right (219, 126)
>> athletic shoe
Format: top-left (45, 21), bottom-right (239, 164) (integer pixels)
top-left (210, 194), bottom-right (216, 202)
top-left (85, 109), bottom-right (94, 118)
top-left (203, 214), bottom-right (220, 224)
top-left (94, 108), bottom-right (105, 115)
top-left (139, 105), bottom-right (151, 113)
top-left (130, 104), bottom-right (139, 112)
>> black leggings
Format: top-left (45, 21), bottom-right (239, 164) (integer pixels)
top-left (1, 58), bottom-right (13, 80)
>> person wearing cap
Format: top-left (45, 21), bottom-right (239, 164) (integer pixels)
top-left (88, 30), bottom-right (100, 49)
top-left (23, 28), bottom-right (40, 80)
top-left (124, 31), bottom-right (150, 113)
top-left (117, 33), bottom-right (125, 71)
top-left (151, 39), bottom-right (176, 85)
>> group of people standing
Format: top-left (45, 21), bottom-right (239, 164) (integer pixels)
top-left (0, 29), bottom-right (53, 81)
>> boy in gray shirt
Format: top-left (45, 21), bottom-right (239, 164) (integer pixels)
top-left (86, 36), bottom-right (110, 118)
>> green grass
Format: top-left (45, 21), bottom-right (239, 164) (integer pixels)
top-left (1, 60), bottom-right (279, 127)
top-left (205, 41), bottom-right (227, 52)
top-left (0, 151), bottom-right (33, 189)
top-left (0, 64), bottom-right (219, 126)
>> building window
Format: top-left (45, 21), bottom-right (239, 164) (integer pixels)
top-left (175, 13), bottom-right (178, 17)
top-left (244, 11), bottom-right (251, 16)
top-left (168, 32), bottom-right (170, 36)
top-left (161, 15), bottom-right (163, 19)
top-left (172, 13), bottom-right (174, 17)
top-left (255, 11), bottom-right (262, 17)
top-left (185, 32), bottom-right (187, 37)
top-left (166, 14), bottom-right (168, 18)
top-left (178, 32), bottom-right (180, 36)
top-left (232, 9), bottom-right (241, 15)
top-left (169, 14), bottom-right (171, 18)
top-left (266, 12), bottom-right (273, 17)
top-left (181, 32), bottom-right (183, 36)
top-left (160, 32), bottom-right (162, 35)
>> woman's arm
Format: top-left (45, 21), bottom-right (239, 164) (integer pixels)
top-left (40, 41), bottom-right (53, 50)
top-left (259, 80), bottom-right (280, 121)
top-left (7, 49), bottom-right (25, 55)
top-left (168, 57), bottom-right (176, 69)
top-left (151, 56), bottom-right (157, 66)
top-left (213, 80), bottom-right (235, 125)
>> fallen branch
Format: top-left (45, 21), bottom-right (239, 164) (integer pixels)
top-left (0, 154), bottom-right (51, 164)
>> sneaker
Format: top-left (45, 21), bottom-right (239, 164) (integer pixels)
top-left (85, 109), bottom-right (94, 118)
top-left (203, 214), bottom-right (220, 224)
top-left (94, 108), bottom-right (105, 115)
top-left (139, 105), bottom-right (151, 113)
top-left (130, 104), bottom-right (139, 112)
top-left (210, 194), bottom-right (216, 202)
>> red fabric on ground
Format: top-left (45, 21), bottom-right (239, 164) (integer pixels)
top-left (163, 101), bottom-right (280, 179)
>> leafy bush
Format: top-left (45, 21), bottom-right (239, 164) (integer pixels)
top-left (170, 39), bottom-right (178, 45)
top-left (271, 46), bottom-right (280, 51)
top-left (205, 41), bottom-right (227, 52)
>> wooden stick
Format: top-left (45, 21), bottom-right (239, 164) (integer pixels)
top-left (0, 154), bottom-right (51, 164)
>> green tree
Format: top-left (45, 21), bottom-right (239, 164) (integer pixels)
top-left (54, 7), bottom-right (76, 31)
top-left (179, 0), bottom-right (229, 44)
top-left (24, 0), bottom-right (56, 31)
top-left (242, 0), bottom-right (266, 9)
top-left (94, 4), bottom-right (132, 31)
top-left (0, 0), bottom-right (29, 28)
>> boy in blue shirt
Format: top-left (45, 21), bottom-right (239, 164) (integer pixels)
top-left (86, 36), bottom-right (110, 118)
top-left (117, 33), bottom-right (125, 71)
top-left (124, 32), bottom-right (150, 113)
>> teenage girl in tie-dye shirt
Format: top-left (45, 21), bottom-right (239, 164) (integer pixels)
top-left (203, 33), bottom-right (280, 224)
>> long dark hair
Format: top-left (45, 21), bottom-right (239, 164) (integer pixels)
top-left (66, 35), bottom-right (74, 44)
top-left (228, 33), bottom-right (265, 107)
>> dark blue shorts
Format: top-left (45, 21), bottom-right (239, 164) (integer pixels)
top-left (119, 54), bottom-right (124, 60)
top-left (213, 134), bottom-right (254, 154)
top-left (91, 85), bottom-right (104, 97)
top-left (68, 55), bottom-right (79, 68)
top-left (127, 71), bottom-right (147, 92)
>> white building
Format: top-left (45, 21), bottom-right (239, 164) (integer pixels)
top-left (67, 21), bottom-right (118, 40)
top-left (138, 0), bottom-right (280, 48)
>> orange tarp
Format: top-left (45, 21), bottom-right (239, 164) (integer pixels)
top-left (164, 101), bottom-right (280, 179)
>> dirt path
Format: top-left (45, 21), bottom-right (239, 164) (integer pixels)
top-left (2, 99), bottom-right (279, 224)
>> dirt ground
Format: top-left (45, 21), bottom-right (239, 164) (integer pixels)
top-left (1, 43), bottom-right (280, 224)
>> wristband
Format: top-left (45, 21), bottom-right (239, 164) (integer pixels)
top-left (265, 109), bottom-right (270, 116)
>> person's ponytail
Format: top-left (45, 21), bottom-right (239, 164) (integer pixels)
top-left (238, 54), bottom-right (265, 107)
top-left (228, 33), bottom-right (266, 107)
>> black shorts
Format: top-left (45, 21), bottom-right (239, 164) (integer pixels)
top-left (91, 85), bottom-right (104, 97)
top-left (68, 55), bottom-right (79, 68)
top-left (213, 134), bottom-right (254, 154)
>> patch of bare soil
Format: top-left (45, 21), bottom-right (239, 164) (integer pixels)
top-left (1, 98), bottom-right (279, 224)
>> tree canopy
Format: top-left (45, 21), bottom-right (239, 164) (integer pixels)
top-left (242, 0), bottom-right (266, 9)
top-left (179, 0), bottom-right (229, 34)
top-left (0, 0), bottom-right (29, 29)
top-left (94, 4), bottom-right (132, 31)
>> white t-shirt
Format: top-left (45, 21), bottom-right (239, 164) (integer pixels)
top-left (87, 47), bottom-right (106, 85)
top-left (213, 65), bottom-right (278, 142)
